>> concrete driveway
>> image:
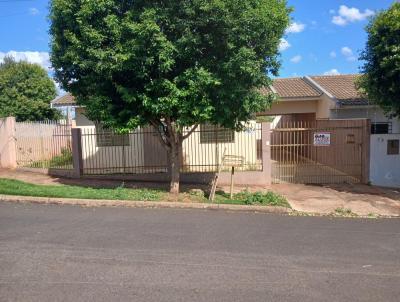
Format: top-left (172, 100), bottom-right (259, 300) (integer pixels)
top-left (0, 202), bottom-right (399, 302)
top-left (272, 183), bottom-right (400, 216)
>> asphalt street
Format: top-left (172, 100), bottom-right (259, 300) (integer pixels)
top-left (0, 202), bottom-right (399, 302)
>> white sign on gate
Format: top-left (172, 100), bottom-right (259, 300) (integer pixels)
top-left (313, 132), bottom-right (331, 146)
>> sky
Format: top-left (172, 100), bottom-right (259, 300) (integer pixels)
top-left (0, 0), bottom-right (396, 81)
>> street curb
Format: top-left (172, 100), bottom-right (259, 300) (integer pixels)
top-left (0, 195), bottom-right (292, 214)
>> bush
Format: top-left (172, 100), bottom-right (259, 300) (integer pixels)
top-left (233, 190), bottom-right (290, 208)
top-left (49, 148), bottom-right (73, 168)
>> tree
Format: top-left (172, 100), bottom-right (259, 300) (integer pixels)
top-left (0, 57), bottom-right (60, 121)
top-left (358, 3), bottom-right (400, 117)
top-left (50, 0), bottom-right (290, 193)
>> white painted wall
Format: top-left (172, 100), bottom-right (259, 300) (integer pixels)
top-left (370, 134), bottom-right (400, 188)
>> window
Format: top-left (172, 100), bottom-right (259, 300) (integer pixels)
top-left (371, 123), bottom-right (392, 134)
top-left (200, 124), bottom-right (235, 144)
top-left (346, 134), bottom-right (355, 144)
top-left (95, 124), bottom-right (130, 147)
top-left (387, 140), bottom-right (399, 155)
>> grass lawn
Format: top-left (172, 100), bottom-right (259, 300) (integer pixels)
top-left (0, 179), bottom-right (163, 201)
top-left (212, 190), bottom-right (291, 208)
top-left (0, 178), bottom-right (290, 208)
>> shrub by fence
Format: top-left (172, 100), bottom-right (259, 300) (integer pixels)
top-left (15, 120), bottom-right (73, 170)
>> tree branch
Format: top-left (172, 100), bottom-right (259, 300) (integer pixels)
top-left (150, 120), bottom-right (171, 150)
top-left (182, 124), bottom-right (199, 140)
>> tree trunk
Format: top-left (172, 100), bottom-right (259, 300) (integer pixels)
top-left (168, 137), bottom-right (182, 194)
top-left (162, 119), bottom-right (183, 195)
top-left (152, 120), bottom-right (197, 195)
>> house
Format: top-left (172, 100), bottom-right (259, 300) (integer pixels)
top-left (260, 74), bottom-right (400, 134)
top-left (54, 74), bottom-right (399, 187)
top-left (65, 97), bottom-right (261, 175)
top-left (51, 94), bottom-right (77, 120)
top-left (261, 74), bottom-right (399, 187)
top-left (62, 74), bottom-right (400, 133)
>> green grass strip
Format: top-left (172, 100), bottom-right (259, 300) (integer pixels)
top-left (0, 178), bottom-right (163, 201)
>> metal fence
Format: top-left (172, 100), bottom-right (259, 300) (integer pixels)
top-left (15, 120), bottom-right (73, 170)
top-left (80, 123), bottom-right (262, 175)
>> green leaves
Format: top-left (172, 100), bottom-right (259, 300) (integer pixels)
top-left (50, 0), bottom-right (290, 130)
top-left (0, 58), bottom-right (59, 121)
top-left (359, 3), bottom-right (400, 117)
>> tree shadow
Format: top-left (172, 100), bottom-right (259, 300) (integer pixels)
top-left (300, 183), bottom-right (400, 201)
top-left (52, 175), bottom-right (213, 194)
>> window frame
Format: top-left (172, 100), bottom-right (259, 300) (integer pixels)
top-left (387, 139), bottom-right (399, 155)
top-left (199, 124), bottom-right (235, 144)
top-left (371, 122), bottom-right (392, 134)
top-left (95, 124), bottom-right (130, 147)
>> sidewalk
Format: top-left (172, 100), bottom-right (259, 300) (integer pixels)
top-left (272, 183), bottom-right (400, 217)
top-left (1, 169), bottom-right (400, 217)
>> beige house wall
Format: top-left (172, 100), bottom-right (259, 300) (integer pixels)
top-left (80, 126), bottom-right (146, 174)
top-left (316, 94), bottom-right (336, 119)
top-left (76, 108), bottom-right (261, 174)
top-left (75, 107), bottom-right (94, 127)
top-left (259, 99), bottom-right (318, 116)
top-left (182, 121), bottom-right (260, 172)
top-left (73, 123), bottom-right (272, 186)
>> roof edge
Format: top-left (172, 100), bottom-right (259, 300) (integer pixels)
top-left (303, 76), bottom-right (335, 99)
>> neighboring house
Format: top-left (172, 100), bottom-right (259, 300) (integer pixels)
top-left (51, 94), bottom-right (77, 120)
top-left (260, 74), bottom-right (400, 134)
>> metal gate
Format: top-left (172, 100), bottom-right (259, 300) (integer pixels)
top-left (270, 119), bottom-right (369, 184)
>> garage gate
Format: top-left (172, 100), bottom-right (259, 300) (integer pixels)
top-left (270, 119), bottom-right (370, 184)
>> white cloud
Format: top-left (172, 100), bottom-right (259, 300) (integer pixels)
top-left (330, 51), bottom-right (337, 58)
top-left (332, 16), bottom-right (347, 26)
top-left (286, 22), bottom-right (306, 34)
top-left (329, 9), bottom-right (336, 15)
top-left (29, 8), bottom-right (39, 15)
top-left (332, 5), bottom-right (375, 26)
top-left (324, 69), bottom-right (340, 76)
top-left (290, 55), bottom-right (302, 64)
top-left (341, 46), bottom-right (353, 57)
top-left (279, 38), bottom-right (291, 52)
top-left (341, 46), bottom-right (356, 61)
top-left (0, 51), bottom-right (51, 70)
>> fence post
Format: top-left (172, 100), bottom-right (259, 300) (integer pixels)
top-left (0, 117), bottom-right (17, 169)
top-left (362, 119), bottom-right (371, 184)
top-left (261, 122), bottom-right (272, 185)
top-left (71, 128), bottom-right (83, 178)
